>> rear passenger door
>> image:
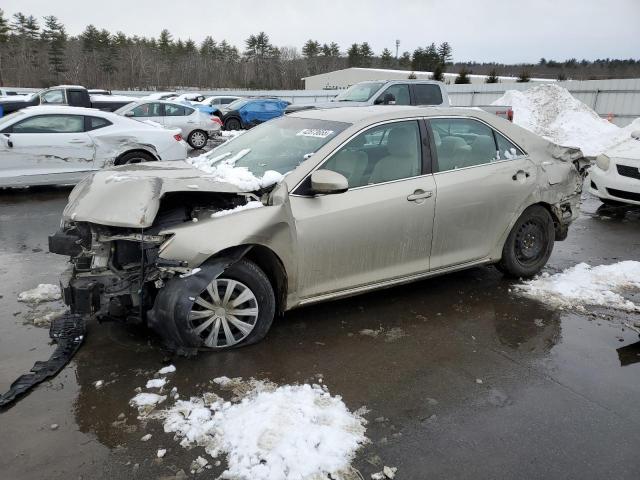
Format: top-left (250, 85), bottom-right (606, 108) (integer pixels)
top-left (427, 117), bottom-right (537, 269)
top-left (163, 104), bottom-right (195, 134)
top-left (129, 102), bottom-right (165, 125)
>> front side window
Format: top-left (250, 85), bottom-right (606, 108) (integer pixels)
top-left (322, 120), bottom-right (422, 188)
top-left (334, 82), bottom-right (385, 102)
top-left (165, 104), bottom-right (186, 116)
top-left (430, 118), bottom-right (499, 172)
top-left (413, 84), bottom-right (443, 105)
top-left (12, 115), bottom-right (84, 133)
top-left (40, 89), bottom-right (65, 104)
top-left (376, 84), bottom-right (411, 105)
top-left (130, 103), bottom-right (162, 117)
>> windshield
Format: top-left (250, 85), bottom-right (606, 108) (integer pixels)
top-left (201, 116), bottom-right (350, 176)
top-left (226, 99), bottom-right (250, 110)
top-left (334, 82), bottom-right (384, 102)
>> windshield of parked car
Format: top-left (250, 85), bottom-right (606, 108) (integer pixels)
top-left (225, 99), bottom-right (250, 110)
top-left (201, 116), bottom-right (350, 176)
top-left (334, 82), bottom-right (384, 102)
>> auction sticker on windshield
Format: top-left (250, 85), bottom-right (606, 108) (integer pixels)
top-left (296, 128), bottom-right (334, 138)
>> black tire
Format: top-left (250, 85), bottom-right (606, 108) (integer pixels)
top-left (224, 117), bottom-right (242, 131)
top-left (497, 205), bottom-right (555, 278)
top-left (187, 129), bottom-right (208, 149)
top-left (115, 151), bottom-right (155, 165)
top-left (163, 259), bottom-right (276, 351)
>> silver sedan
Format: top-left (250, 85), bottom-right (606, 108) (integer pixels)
top-left (51, 106), bottom-right (587, 351)
top-left (115, 100), bottom-right (221, 149)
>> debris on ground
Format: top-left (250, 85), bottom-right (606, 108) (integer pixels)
top-left (94, 380), bottom-right (104, 389)
top-left (140, 434), bottom-right (152, 442)
top-left (359, 327), bottom-right (407, 342)
top-left (130, 393), bottom-right (167, 415)
top-left (17, 284), bottom-right (61, 303)
top-left (371, 466), bottom-right (398, 479)
top-left (157, 448), bottom-right (167, 458)
top-left (517, 261), bottom-right (640, 311)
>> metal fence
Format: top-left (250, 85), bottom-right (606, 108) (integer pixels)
top-left (446, 78), bottom-right (640, 127)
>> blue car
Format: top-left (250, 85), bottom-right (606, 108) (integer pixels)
top-left (218, 98), bottom-right (290, 130)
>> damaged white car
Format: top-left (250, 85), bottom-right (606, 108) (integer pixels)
top-left (0, 106), bottom-right (188, 187)
top-left (49, 106), bottom-right (587, 352)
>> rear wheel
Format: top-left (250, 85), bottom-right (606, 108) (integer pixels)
top-left (224, 117), bottom-right (242, 131)
top-left (175, 259), bottom-right (275, 350)
top-left (115, 151), bottom-right (155, 165)
top-left (497, 205), bottom-right (555, 278)
top-left (187, 129), bottom-right (208, 149)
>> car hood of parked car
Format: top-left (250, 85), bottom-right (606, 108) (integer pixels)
top-left (62, 161), bottom-right (250, 228)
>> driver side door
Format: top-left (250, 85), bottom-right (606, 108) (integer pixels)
top-left (289, 119), bottom-right (436, 300)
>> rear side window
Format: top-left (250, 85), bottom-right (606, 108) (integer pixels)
top-left (413, 84), bottom-right (443, 105)
top-left (165, 104), bottom-right (187, 116)
top-left (376, 84), bottom-right (411, 105)
top-left (68, 90), bottom-right (88, 106)
top-left (86, 116), bottom-right (112, 131)
top-left (12, 115), bottom-right (84, 133)
top-left (495, 131), bottom-right (525, 159)
top-left (430, 118), bottom-right (497, 171)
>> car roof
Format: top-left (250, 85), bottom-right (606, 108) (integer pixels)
top-left (19, 105), bottom-right (116, 117)
top-left (288, 105), bottom-right (499, 125)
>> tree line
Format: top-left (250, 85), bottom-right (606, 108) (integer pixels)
top-left (0, 10), bottom-right (638, 90)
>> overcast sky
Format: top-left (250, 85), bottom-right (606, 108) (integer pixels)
top-left (2, 0), bottom-right (639, 63)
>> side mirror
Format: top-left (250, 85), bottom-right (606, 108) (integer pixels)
top-left (311, 169), bottom-right (348, 195)
top-left (124, 110), bottom-right (135, 117)
top-left (375, 93), bottom-right (396, 105)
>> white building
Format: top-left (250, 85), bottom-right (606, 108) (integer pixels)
top-left (302, 67), bottom-right (554, 90)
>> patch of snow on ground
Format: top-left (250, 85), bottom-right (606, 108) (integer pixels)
top-left (517, 261), bottom-right (640, 311)
top-left (212, 201), bottom-right (263, 218)
top-left (159, 383), bottom-right (367, 480)
top-left (146, 378), bottom-right (167, 389)
top-left (159, 365), bottom-right (176, 374)
top-left (130, 393), bottom-right (167, 413)
top-left (18, 284), bottom-right (61, 303)
top-left (492, 84), bottom-right (640, 157)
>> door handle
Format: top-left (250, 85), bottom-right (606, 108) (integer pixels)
top-left (512, 170), bottom-right (530, 181)
top-left (69, 139), bottom-right (87, 144)
top-left (407, 190), bottom-right (433, 202)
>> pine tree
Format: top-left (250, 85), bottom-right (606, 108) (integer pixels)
top-left (485, 68), bottom-right (499, 83)
top-left (437, 42), bottom-right (452, 65)
top-left (302, 39), bottom-right (320, 59)
top-left (359, 42), bottom-right (373, 67)
top-left (158, 29), bottom-right (173, 55)
top-left (42, 15), bottom-right (68, 81)
top-left (399, 51), bottom-right (411, 68)
top-left (380, 48), bottom-right (393, 68)
top-left (347, 43), bottom-right (361, 67)
top-left (454, 67), bottom-right (471, 84)
top-left (431, 64), bottom-right (444, 82)
top-left (0, 9), bottom-right (10, 86)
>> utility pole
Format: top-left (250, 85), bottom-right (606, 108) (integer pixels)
top-left (395, 39), bottom-right (400, 59)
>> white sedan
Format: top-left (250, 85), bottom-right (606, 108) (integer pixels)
top-left (588, 131), bottom-right (640, 206)
top-left (0, 106), bottom-right (188, 187)
top-left (115, 100), bottom-right (221, 149)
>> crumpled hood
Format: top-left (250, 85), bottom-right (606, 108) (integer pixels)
top-left (63, 161), bottom-right (246, 228)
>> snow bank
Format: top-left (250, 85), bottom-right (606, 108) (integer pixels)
top-left (161, 383), bottom-right (367, 480)
top-left (517, 261), bottom-right (640, 311)
top-left (17, 284), bottom-right (61, 303)
top-left (212, 201), bottom-right (263, 218)
top-left (492, 84), bottom-right (640, 157)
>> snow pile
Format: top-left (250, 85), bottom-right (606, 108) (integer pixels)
top-left (517, 261), bottom-right (640, 311)
top-left (492, 84), bottom-right (640, 156)
top-left (146, 378), bottom-right (167, 389)
top-left (130, 393), bottom-right (167, 414)
top-left (17, 284), bottom-right (61, 303)
top-left (143, 379), bottom-right (367, 480)
top-left (188, 149), bottom-right (283, 191)
top-left (212, 201), bottom-right (263, 218)
top-left (221, 130), bottom-right (245, 139)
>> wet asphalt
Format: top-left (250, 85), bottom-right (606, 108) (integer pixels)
top-left (0, 184), bottom-right (639, 480)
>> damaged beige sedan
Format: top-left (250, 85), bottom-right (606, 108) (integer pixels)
top-left (49, 106), bottom-right (587, 352)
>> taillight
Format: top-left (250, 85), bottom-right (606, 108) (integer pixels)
top-left (507, 108), bottom-right (514, 122)
top-left (174, 134), bottom-right (183, 142)
top-left (211, 116), bottom-right (222, 125)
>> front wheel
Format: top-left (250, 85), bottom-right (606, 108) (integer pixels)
top-left (224, 117), bottom-right (242, 131)
top-left (497, 205), bottom-right (555, 278)
top-left (173, 259), bottom-right (275, 350)
top-left (115, 151), bottom-right (155, 165)
top-left (187, 129), bottom-right (208, 149)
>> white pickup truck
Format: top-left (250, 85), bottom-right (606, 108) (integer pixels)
top-left (286, 80), bottom-right (513, 121)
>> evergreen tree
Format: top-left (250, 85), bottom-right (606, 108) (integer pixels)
top-left (431, 64), bottom-right (444, 81)
top-left (200, 36), bottom-right (218, 57)
top-left (516, 70), bottom-right (530, 82)
top-left (42, 15), bottom-right (68, 80)
top-left (485, 68), bottom-right (499, 83)
top-left (437, 42), bottom-right (452, 65)
top-left (347, 43), bottom-right (361, 67)
top-left (399, 51), bottom-right (411, 68)
top-left (380, 48), bottom-right (393, 68)
top-left (359, 42), bottom-right (373, 67)
top-left (158, 29), bottom-right (173, 55)
top-left (0, 9), bottom-right (10, 85)
top-left (302, 39), bottom-right (320, 59)
top-left (454, 67), bottom-right (471, 84)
